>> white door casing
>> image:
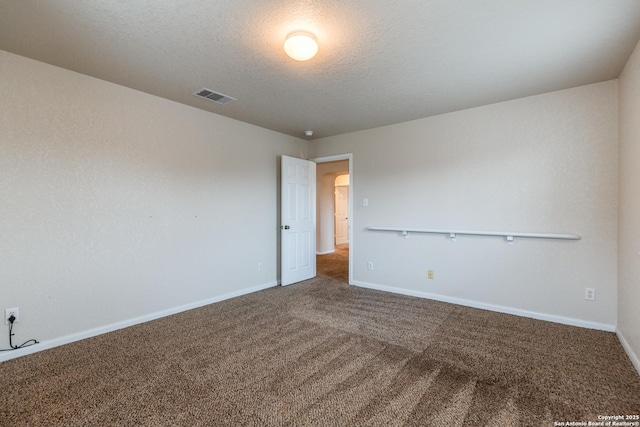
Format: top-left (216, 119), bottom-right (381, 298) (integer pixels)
top-left (311, 153), bottom-right (353, 285)
top-left (335, 185), bottom-right (349, 245)
top-left (281, 156), bottom-right (316, 286)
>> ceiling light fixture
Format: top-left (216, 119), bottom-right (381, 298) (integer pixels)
top-left (284, 31), bottom-right (318, 61)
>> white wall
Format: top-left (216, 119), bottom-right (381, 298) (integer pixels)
top-left (618, 39), bottom-right (640, 373)
top-left (315, 161), bottom-right (349, 254)
top-left (310, 81), bottom-right (619, 330)
top-left (0, 50), bottom-right (307, 359)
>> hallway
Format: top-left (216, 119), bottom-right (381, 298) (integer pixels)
top-left (316, 245), bottom-right (349, 283)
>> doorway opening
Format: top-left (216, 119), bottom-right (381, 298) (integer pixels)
top-left (312, 154), bottom-right (353, 284)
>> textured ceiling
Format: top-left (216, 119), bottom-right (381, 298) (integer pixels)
top-left (2, 1), bottom-right (640, 140)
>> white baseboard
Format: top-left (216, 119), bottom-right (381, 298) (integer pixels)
top-left (0, 281), bottom-right (279, 363)
top-left (316, 250), bottom-right (335, 255)
top-left (616, 329), bottom-right (640, 376)
top-left (351, 280), bottom-right (616, 332)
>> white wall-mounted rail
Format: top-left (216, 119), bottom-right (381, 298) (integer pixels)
top-left (367, 227), bottom-right (581, 242)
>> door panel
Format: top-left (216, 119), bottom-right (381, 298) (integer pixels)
top-left (335, 185), bottom-right (349, 245)
top-left (281, 156), bottom-right (316, 286)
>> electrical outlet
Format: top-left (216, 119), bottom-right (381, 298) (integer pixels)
top-left (428, 270), bottom-right (435, 279)
top-left (258, 262), bottom-right (263, 271)
top-left (5, 307), bottom-right (19, 324)
top-left (584, 288), bottom-right (596, 301)
top-left (367, 261), bottom-right (374, 270)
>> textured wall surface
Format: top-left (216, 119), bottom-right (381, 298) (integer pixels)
top-left (310, 81), bottom-right (619, 328)
top-left (0, 50), bottom-right (307, 354)
top-left (618, 39), bottom-right (640, 370)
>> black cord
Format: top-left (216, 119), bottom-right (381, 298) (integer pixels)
top-left (0, 317), bottom-right (39, 351)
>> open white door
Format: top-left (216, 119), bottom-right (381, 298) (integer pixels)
top-left (281, 156), bottom-right (316, 286)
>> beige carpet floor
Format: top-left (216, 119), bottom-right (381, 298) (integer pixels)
top-left (1, 263), bottom-right (639, 426)
top-left (316, 244), bottom-right (349, 283)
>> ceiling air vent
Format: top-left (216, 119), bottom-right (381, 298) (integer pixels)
top-left (193, 88), bottom-right (236, 105)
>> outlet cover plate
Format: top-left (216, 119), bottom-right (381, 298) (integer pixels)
top-left (584, 288), bottom-right (596, 301)
top-left (5, 307), bottom-right (19, 324)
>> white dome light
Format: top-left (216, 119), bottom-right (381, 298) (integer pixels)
top-left (284, 31), bottom-right (318, 61)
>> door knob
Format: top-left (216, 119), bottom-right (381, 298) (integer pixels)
top-left (281, 225), bottom-right (290, 230)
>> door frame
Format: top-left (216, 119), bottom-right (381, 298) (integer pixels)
top-left (311, 153), bottom-right (353, 285)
